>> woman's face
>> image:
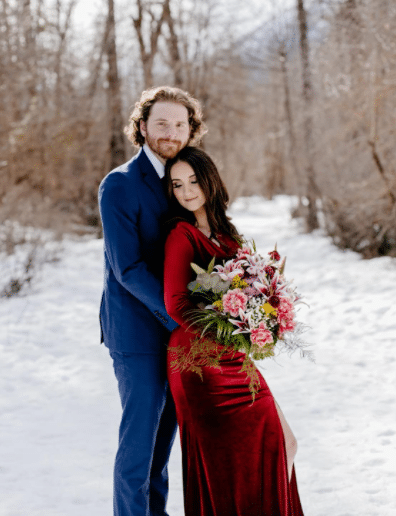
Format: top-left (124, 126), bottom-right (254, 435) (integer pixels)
top-left (170, 161), bottom-right (206, 213)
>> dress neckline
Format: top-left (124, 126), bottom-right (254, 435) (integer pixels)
top-left (190, 224), bottom-right (238, 257)
top-left (195, 227), bottom-right (221, 247)
top-left (189, 223), bottom-right (223, 248)
top-left (174, 220), bottom-right (237, 256)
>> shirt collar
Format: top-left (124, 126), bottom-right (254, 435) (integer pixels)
top-left (143, 144), bottom-right (165, 179)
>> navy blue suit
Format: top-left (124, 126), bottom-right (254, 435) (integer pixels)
top-left (98, 148), bottom-right (178, 516)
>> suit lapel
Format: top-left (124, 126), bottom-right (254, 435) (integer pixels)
top-left (135, 149), bottom-right (168, 212)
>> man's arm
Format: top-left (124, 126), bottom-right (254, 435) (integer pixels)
top-left (99, 172), bottom-right (177, 332)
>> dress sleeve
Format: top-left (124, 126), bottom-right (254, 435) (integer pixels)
top-left (164, 225), bottom-right (198, 329)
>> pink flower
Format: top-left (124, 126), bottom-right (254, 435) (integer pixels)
top-left (277, 298), bottom-right (294, 320)
top-left (222, 288), bottom-right (248, 317)
top-left (243, 286), bottom-right (261, 298)
top-left (215, 260), bottom-right (244, 281)
top-left (277, 298), bottom-right (295, 337)
top-left (278, 318), bottom-right (295, 337)
top-left (253, 281), bottom-right (269, 296)
top-left (229, 311), bottom-right (253, 335)
top-left (236, 246), bottom-right (253, 259)
top-left (244, 275), bottom-right (258, 285)
top-left (251, 322), bottom-right (274, 348)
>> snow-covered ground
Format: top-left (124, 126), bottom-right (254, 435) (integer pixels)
top-left (1, 196), bottom-right (395, 516)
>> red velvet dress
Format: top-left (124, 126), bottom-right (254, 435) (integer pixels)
top-left (164, 221), bottom-right (304, 516)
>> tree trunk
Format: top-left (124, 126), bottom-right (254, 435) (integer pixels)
top-left (279, 47), bottom-right (302, 198)
top-left (297, 0), bottom-right (319, 230)
top-left (87, 17), bottom-right (111, 108)
top-left (132, 0), bottom-right (154, 88)
top-left (22, 0), bottom-right (37, 100)
top-left (106, 0), bottom-right (126, 171)
top-left (163, 0), bottom-right (183, 87)
top-left (132, 0), bottom-right (169, 89)
top-left (52, 1), bottom-right (76, 111)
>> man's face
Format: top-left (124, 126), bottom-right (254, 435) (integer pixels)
top-left (140, 101), bottom-right (191, 163)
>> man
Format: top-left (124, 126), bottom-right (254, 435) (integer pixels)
top-left (98, 86), bottom-right (206, 516)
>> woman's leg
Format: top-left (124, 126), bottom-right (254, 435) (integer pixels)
top-left (274, 399), bottom-right (298, 481)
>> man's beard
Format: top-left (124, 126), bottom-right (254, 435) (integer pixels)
top-left (145, 132), bottom-right (188, 160)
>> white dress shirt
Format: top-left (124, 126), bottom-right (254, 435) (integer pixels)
top-left (143, 144), bottom-right (165, 179)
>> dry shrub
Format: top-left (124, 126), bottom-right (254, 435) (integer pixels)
top-left (322, 177), bottom-right (396, 258)
top-left (0, 222), bottom-right (61, 298)
top-left (1, 109), bottom-right (110, 234)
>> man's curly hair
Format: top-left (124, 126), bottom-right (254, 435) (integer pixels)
top-left (124, 86), bottom-right (207, 147)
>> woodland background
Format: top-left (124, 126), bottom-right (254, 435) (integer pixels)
top-left (1, 4), bottom-right (395, 513)
top-left (1, 0), bottom-right (396, 259)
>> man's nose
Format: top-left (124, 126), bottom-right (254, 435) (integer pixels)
top-left (165, 124), bottom-right (177, 139)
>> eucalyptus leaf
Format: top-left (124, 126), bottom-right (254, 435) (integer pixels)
top-left (191, 262), bottom-right (206, 275)
top-left (207, 255), bottom-right (216, 273)
top-left (279, 257), bottom-right (286, 275)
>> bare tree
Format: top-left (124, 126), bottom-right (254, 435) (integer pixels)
top-left (86, 18), bottom-right (111, 110)
top-left (106, 0), bottom-right (126, 170)
top-left (297, 0), bottom-right (320, 230)
top-left (53, 0), bottom-right (76, 110)
top-left (279, 44), bottom-right (302, 197)
top-left (3, 0), bottom-right (395, 258)
top-left (162, 0), bottom-right (183, 86)
top-left (307, 0), bottom-right (396, 256)
top-left (132, 0), bottom-right (169, 88)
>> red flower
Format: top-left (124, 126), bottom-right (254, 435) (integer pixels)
top-left (268, 250), bottom-right (281, 261)
top-left (268, 295), bottom-right (280, 307)
top-left (264, 265), bottom-right (275, 279)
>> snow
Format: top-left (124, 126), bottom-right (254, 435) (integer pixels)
top-left (1, 195), bottom-right (395, 516)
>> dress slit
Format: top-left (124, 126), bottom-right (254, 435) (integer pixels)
top-left (274, 399), bottom-right (298, 481)
top-left (168, 349), bottom-right (304, 516)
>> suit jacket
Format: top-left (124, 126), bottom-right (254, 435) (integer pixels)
top-left (98, 148), bottom-right (178, 353)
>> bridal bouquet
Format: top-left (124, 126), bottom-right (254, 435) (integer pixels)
top-left (186, 241), bottom-right (308, 362)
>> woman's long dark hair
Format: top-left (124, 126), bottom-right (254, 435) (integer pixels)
top-left (164, 146), bottom-right (241, 240)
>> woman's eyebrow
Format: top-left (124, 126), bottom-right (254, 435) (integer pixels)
top-left (171, 174), bottom-right (196, 181)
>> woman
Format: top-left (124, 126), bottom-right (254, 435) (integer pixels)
top-left (164, 147), bottom-right (304, 516)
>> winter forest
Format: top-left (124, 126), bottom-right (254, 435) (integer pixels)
top-left (1, 0), bottom-right (396, 254)
top-left (1, 0), bottom-right (396, 515)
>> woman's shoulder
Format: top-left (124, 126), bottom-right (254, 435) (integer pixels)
top-left (166, 220), bottom-right (196, 246)
top-left (167, 220), bottom-right (195, 236)
top-left (172, 220), bottom-right (194, 231)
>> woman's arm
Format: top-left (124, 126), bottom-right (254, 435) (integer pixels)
top-left (164, 226), bottom-right (198, 329)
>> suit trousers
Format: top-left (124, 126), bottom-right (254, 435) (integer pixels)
top-left (110, 350), bottom-right (177, 516)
